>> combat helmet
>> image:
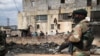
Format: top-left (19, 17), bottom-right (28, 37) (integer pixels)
top-left (72, 9), bottom-right (87, 17)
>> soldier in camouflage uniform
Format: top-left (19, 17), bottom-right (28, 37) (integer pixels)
top-left (56, 9), bottom-right (94, 56)
top-left (0, 31), bottom-right (7, 56)
top-left (68, 9), bottom-right (93, 56)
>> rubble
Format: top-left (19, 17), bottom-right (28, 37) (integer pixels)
top-left (7, 42), bottom-right (60, 54)
top-left (5, 35), bottom-right (69, 56)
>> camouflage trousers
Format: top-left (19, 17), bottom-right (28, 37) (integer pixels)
top-left (73, 51), bottom-right (90, 56)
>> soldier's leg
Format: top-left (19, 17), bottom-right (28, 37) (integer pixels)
top-left (68, 43), bottom-right (73, 55)
top-left (57, 42), bottom-right (69, 52)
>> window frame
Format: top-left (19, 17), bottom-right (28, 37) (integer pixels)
top-left (61, 0), bottom-right (65, 3)
top-left (87, 0), bottom-right (92, 6)
top-left (36, 15), bottom-right (47, 21)
top-left (51, 24), bottom-right (54, 29)
top-left (36, 24), bottom-right (40, 29)
top-left (97, 0), bottom-right (100, 5)
top-left (57, 24), bottom-right (60, 29)
top-left (31, 0), bottom-right (35, 7)
top-left (59, 13), bottom-right (70, 20)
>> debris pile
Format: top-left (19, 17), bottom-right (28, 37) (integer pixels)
top-left (7, 42), bottom-right (59, 54)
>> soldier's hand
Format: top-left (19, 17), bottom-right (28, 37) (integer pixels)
top-left (64, 38), bottom-right (70, 43)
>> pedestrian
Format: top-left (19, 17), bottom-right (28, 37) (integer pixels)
top-left (45, 32), bottom-right (48, 40)
top-left (56, 30), bottom-right (58, 35)
top-left (51, 31), bottom-right (53, 35)
top-left (55, 9), bottom-right (94, 56)
top-left (40, 31), bottom-right (45, 38)
top-left (35, 32), bottom-right (38, 37)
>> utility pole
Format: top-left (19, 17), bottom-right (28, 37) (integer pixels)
top-left (7, 18), bottom-right (10, 27)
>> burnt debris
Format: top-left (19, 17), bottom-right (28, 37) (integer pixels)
top-left (7, 42), bottom-right (59, 54)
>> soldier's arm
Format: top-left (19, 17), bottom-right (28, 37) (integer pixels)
top-left (68, 25), bottom-right (82, 42)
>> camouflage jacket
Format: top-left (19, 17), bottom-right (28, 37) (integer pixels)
top-left (68, 19), bottom-right (89, 43)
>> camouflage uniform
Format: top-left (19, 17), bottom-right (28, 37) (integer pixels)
top-left (0, 31), bottom-right (7, 56)
top-left (56, 9), bottom-right (93, 56)
top-left (68, 19), bottom-right (90, 56)
top-left (67, 9), bottom-right (93, 56)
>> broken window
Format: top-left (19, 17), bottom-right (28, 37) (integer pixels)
top-left (87, 0), bottom-right (92, 6)
top-left (31, 0), bottom-right (35, 7)
top-left (36, 15), bottom-right (47, 21)
top-left (37, 24), bottom-right (40, 29)
top-left (57, 24), bottom-right (60, 29)
top-left (61, 0), bottom-right (65, 3)
top-left (51, 24), bottom-right (54, 29)
top-left (48, 6), bottom-right (51, 10)
top-left (97, 0), bottom-right (100, 5)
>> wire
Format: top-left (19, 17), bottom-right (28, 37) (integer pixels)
top-left (12, 0), bottom-right (19, 12)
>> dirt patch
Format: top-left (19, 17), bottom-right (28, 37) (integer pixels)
top-left (6, 35), bottom-right (66, 45)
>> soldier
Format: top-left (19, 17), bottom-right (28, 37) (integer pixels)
top-left (56, 9), bottom-right (94, 56)
top-left (0, 31), bottom-right (7, 56)
top-left (69, 9), bottom-right (90, 56)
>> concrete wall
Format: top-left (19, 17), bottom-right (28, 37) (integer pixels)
top-left (18, 12), bottom-right (28, 29)
top-left (23, 0), bottom-right (87, 11)
top-left (92, 0), bottom-right (100, 11)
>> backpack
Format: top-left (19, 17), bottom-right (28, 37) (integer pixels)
top-left (82, 28), bottom-right (94, 50)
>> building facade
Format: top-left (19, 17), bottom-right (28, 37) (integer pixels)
top-left (91, 0), bottom-right (100, 36)
top-left (18, 0), bottom-right (91, 35)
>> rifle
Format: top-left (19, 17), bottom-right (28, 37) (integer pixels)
top-left (64, 23), bottom-right (77, 42)
top-left (64, 31), bottom-right (73, 42)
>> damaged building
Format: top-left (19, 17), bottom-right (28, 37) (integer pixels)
top-left (91, 0), bottom-right (100, 36)
top-left (18, 0), bottom-right (92, 36)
